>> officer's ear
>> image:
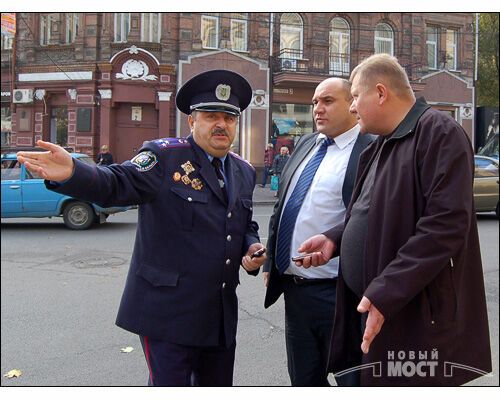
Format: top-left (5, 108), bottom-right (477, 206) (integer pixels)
top-left (188, 112), bottom-right (196, 132)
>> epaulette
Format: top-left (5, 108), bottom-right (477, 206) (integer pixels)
top-left (152, 137), bottom-right (191, 150)
top-left (229, 151), bottom-right (255, 170)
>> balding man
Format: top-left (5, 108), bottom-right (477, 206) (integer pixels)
top-left (298, 54), bottom-right (492, 385)
top-left (263, 77), bottom-right (374, 386)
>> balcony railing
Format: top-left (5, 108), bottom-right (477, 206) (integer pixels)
top-left (274, 48), bottom-right (351, 77)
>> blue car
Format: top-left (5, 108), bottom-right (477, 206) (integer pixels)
top-left (1, 151), bottom-right (133, 230)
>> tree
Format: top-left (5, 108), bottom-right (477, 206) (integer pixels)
top-left (476, 13), bottom-right (499, 107)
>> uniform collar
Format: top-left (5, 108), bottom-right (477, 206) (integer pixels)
top-left (317, 124), bottom-right (360, 150)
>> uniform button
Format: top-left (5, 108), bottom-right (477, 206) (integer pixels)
top-left (222, 283), bottom-right (226, 289)
top-left (227, 212), bottom-right (232, 218)
top-left (226, 235), bottom-right (232, 242)
top-left (187, 197), bottom-right (192, 202)
top-left (226, 259), bottom-right (231, 265)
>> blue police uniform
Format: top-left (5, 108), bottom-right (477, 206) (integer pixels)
top-left (46, 70), bottom-right (261, 386)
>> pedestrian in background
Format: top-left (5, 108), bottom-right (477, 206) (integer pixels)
top-left (96, 144), bottom-right (114, 166)
top-left (271, 146), bottom-right (290, 196)
top-left (17, 69), bottom-right (267, 387)
top-left (263, 77), bottom-right (374, 386)
top-left (260, 143), bottom-right (275, 188)
top-left (297, 54), bottom-right (492, 386)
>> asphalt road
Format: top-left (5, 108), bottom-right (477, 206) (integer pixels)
top-left (1, 208), bottom-right (498, 386)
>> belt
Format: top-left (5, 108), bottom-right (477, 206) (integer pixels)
top-left (282, 274), bottom-right (337, 286)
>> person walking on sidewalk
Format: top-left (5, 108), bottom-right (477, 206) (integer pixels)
top-left (260, 143), bottom-right (275, 188)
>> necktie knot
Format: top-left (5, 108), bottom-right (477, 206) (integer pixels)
top-left (211, 157), bottom-right (223, 169)
top-left (322, 137), bottom-right (334, 148)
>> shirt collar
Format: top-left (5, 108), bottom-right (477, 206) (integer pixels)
top-left (205, 152), bottom-right (227, 171)
top-left (316, 124), bottom-right (360, 150)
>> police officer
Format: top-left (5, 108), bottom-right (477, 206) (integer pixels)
top-left (17, 70), bottom-right (267, 386)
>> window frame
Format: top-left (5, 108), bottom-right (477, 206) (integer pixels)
top-left (114, 12), bottom-right (131, 43)
top-left (280, 13), bottom-right (304, 61)
top-left (426, 26), bottom-right (438, 70)
top-left (40, 14), bottom-right (52, 46)
top-left (374, 22), bottom-right (394, 56)
top-left (230, 17), bottom-right (248, 52)
top-left (446, 28), bottom-right (458, 71)
top-left (329, 17), bottom-right (351, 75)
top-left (65, 13), bottom-right (79, 44)
top-left (141, 12), bottom-right (161, 43)
top-left (201, 15), bottom-right (219, 50)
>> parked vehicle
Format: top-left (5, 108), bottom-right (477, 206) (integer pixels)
top-left (1, 152), bottom-right (133, 229)
top-left (478, 132), bottom-right (499, 160)
top-left (473, 155), bottom-right (499, 218)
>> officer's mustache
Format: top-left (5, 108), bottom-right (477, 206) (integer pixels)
top-left (211, 128), bottom-right (228, 136)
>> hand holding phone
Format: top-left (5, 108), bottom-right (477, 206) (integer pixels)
top-left (251, 248), bottom-right (266, 259)
top-left (291, 253), bottom-right (318, 262)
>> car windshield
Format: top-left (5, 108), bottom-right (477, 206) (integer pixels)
top-left (478, 133), bottom-right (499, 159)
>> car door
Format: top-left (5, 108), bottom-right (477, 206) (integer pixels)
top-left (1, 158), bottom-right (23, 216)
top-left (474, 156), bottom-right (499, 212)
top-left (22, 167), bottom-right (62, 215)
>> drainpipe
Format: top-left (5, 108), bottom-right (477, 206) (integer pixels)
top-left (473, 12), bottom-right (479, 150)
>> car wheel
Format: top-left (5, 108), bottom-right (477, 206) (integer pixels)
top-left (63, 201), bottom-right (95, 230)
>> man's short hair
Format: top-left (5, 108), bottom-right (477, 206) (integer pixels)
top-left (350, 54), bottom-right (413, 98)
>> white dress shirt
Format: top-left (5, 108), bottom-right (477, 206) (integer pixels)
top-left (279, 124), bottom-right (360, 278)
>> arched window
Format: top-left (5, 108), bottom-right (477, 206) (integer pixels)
top-left (329, 17), bottom-right (350, 75)
top-left (374, 23), bottom-right (394, 55)
top-left (279, 13), bottom-right (303, 70)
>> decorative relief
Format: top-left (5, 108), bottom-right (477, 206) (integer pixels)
top-left (67, 89), bottom-right (77, 100)
top-left (34, 89), bottom-right (46, 100)
top-left (116, 59), bottom-right (158, 81)
top-left (98, 89), bottom-right (112, 99)
top-left (157, 92), bottom-right (172, 102)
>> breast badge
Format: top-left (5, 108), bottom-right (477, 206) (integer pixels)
top-left (191, 178), bottom-right (203, 190)
top-left (173, 172), bottom-right (181, 182)
top-left (173, 160), bottom-right (203, 190)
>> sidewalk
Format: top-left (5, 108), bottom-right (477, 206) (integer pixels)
top-left (252, 185), bottom-right (278, 205)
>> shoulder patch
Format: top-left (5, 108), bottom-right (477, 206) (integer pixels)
top-left (153, 137), bottom-right (191, 150)
top-left (131, 151), bottom-right (158, 172)
top-left (229, 152), bottom-right (255, 170)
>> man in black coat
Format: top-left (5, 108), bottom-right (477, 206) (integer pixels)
top-left (17, 70), bottom-right (267, 386)
top-left (263, 77), bottom-right (374, 386)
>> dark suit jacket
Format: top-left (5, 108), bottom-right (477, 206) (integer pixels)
top-left (47, 135), bottom-right (260, 348)
top-left (263, 131), bottom-right (374, 308)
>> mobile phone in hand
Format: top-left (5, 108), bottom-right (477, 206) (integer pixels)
top-left (291, 253), bottom-right (316, 262)
top-left (251, 248), bottom-right (266, 259)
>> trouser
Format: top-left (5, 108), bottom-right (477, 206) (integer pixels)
top-left (139, 336), bottom-right (236, 386)
top-left (261, 166), bottom-right (271, 186)
top-left (283, 276), bottom-right (337, 386)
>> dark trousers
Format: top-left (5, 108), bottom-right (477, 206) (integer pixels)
top-left (261, 166), bottom-right (271, 186)
top-left (139, 336), bottom-right (236, 386)
top-left (283, 277), bottom-right (337, 386)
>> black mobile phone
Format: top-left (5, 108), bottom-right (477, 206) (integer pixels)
top-left (251, 248), bottom-right (266, 259)
top-left (291, 253), bottom-right (315, 262)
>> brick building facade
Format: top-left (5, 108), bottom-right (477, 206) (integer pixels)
top-left (1, 12), bottom-right (475, 168)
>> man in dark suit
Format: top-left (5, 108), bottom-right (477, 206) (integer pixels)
top-left (263, 77), bottom-right (374, 386)
top-left (17, 70), bottom-right (267, 386)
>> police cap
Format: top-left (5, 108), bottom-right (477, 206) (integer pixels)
top-left (176, 70), bottom-right (252, 116)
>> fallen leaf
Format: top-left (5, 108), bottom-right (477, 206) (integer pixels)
top-left (4, 369), bottom-right (22, 378)
top-left (120, 347), bottom-right (134, 353)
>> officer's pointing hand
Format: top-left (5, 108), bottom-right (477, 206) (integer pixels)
top-left (242, 243), bottom-right (267, 272)
top-left (17, 140), bottom-right (74, 182)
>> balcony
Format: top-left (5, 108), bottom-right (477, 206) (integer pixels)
top-left (273, 48), bottom-right (351, 78)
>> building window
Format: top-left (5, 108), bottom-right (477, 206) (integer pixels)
top-left (65, 13), bottom-right (79, 44)
top-left (280, 13), bottom-right (303, 70)
top-left (40, 14), bottom-right (52, 46)
top-left (271, 103), bottom-right (314, 152)
top-left (374, 23), bottom-right (394, 56)
top-left (201, 15), bottom-right (219, 49)
top-left (141, 13), bottom-right (161, 43)
top-left (329, 17), bottom-right (350, 75)
top-left (1, 33), bottom-right (13, 50)
top-left (446, 29), bottom-right (458, 70)
top-left (426, 26), bottom-right (438, 70)
top-left (114, 13), bottom-right (130, 43)
top-left (231, 13), bottom-right (248, 52)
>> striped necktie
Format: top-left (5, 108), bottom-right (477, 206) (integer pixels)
top-left (275, 137), bottom-right (335, 274)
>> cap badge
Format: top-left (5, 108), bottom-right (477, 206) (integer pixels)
top-left (215, 84), bottom-right (231, 101)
